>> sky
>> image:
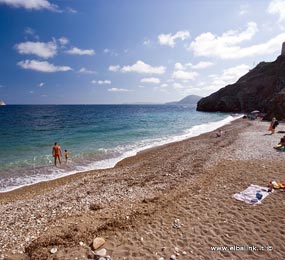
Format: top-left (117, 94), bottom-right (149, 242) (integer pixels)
top-left (0, 0), bottom-right (285, 104)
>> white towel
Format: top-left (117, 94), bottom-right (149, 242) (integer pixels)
top-left (233, 184), bottom-right (273, 205)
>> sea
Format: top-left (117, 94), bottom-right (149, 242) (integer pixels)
top-left (0, 105), bottom-right (241, 192)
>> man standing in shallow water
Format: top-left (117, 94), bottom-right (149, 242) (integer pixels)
top-left (52, 142), bottom-right (62, 166)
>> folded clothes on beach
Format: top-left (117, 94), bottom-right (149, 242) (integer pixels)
top-left (233, 184), bottom-right (273, 205)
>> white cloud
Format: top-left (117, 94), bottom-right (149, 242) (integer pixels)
top-left (189, 22), bottom-right (260, 59)
top-left (103, 48), bottom-right (118, 56)
top-left (268, 0), bottom-right (285, 24)
top-left (38, 82), bottom-right (45, 87)
top-left (202, 64), bottom-right (251, 95)
top-left (158, 30), bottom-right (190, 47)
top-left (109, 65), bottom-right (120, 72)
top-left (24, 27), bottom-right (35, 35)
top-left (15, 41), bottom-right (57, 59)
top-left (121, 60), bottom-right (166, 74)
top-left (158, 81), bottom-right (196, 95)
top-left (78, 67), bottom-right (96, 74)
top-left (190, 61), bottom-right (214, 69)
top-left (239, 3), bottom-right (249, 16)
top-left (99, 80), bottom-right (111, 85)
top-left (140, 77), bottom-right (160, 84)
top-left (91, 80), bottom-right (111, 85)
top-left (0, 0), bottom-right (59, 11)
top-left (154, 85), bottom-right (169, 93)
top-left (174, 63), bottom-right (186, 70)
top-left (18, 59), bottom-right (72, 72)
top-left (66, 7), bottom-right (77, 13)
top-left (143, 39), bottom-right (151, 46)
top-left (216, 64), bottom-right (250, 84)
top-left (172, 82), bottom-right (185, 89)
top-left (58, 37), bottom-right (69, 45)
top-left (108, 88), bottom-right (129, 92)
top-left (172, 70), bottom-right (199, 81)
top-left (229, 33), bottom-right (285, 58)
top-left (160, 83), bottom-right (168, 88)
top-left (175, 61), bottom-right (214, 70)
top-left (66, 47), bottom-right (95, 55)
top-left (24, 27), bottom-right (39, 40)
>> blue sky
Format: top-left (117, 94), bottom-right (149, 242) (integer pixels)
top-left (0, 0), bottom-right (285, 104)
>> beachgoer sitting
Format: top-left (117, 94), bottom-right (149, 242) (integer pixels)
top-left (274, 135), bottom-right (285, 151)
top-left (268, 117), bottom-right (279, 134)
top-left (279, 136), bottom-right (285, 145)
top-left (215, 130), bottom-right (223, 137)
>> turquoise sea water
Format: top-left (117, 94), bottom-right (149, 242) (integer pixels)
top-left (0, 105), bottom-right (239, 192)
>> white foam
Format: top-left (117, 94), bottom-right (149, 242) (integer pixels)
top-left (0, 114), bottom-right (242, 193)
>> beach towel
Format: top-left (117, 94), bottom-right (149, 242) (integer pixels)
top-left (233, 184), bottom-right (273, 205)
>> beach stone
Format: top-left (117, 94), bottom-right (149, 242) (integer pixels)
top-left (50, 247), bottom-right (58, 254)
top-left (170, 255), bottom-right (176, 260)
top-left (172, 219), bottom-right (182, 229)
top-left (96, 257), bottom-right (112, 260)
top-left (93, 237), bottom-right (105, 250)
top-left (3, 253), bottom-right (30, 260)
top-left (95, 248), bottom-right (107, 256)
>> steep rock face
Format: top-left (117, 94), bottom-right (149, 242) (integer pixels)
top-left (197, 55), bottom-right (285, 120)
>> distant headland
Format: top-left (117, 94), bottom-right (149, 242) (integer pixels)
top-left (197, 42), bottom-right (285, 121)
top-left (165, 95), bottom-right (202, 106)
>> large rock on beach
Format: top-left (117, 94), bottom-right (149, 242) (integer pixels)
top-left (197, 55), bottom-right (285, 120)
top-left (95, 248), bottom-right (107, 256)
top-left (92, 237), bottom-right (106, 250)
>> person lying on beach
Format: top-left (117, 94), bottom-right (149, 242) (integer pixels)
top-left (52, 142), bottom-right (62, 166)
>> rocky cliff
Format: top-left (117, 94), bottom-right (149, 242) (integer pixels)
top-left (197, 55), bottom-right (285, 120)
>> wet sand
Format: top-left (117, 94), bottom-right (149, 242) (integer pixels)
top-left (1, 118), bottom-right (285, 260)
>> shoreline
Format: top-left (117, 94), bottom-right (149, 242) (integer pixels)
top-left (0, 114), bottom-right (241, 195)
top-left (1, 118), bottom-right (285, 259)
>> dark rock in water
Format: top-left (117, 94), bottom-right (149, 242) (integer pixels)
top-left (196, 55), bottom-right (285, 121)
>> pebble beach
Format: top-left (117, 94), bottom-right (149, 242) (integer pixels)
top-left (1, 118), bottom-right (285, 260)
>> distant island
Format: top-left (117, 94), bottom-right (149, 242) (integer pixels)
top-left (166, 94), bottom-right (202, 106)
